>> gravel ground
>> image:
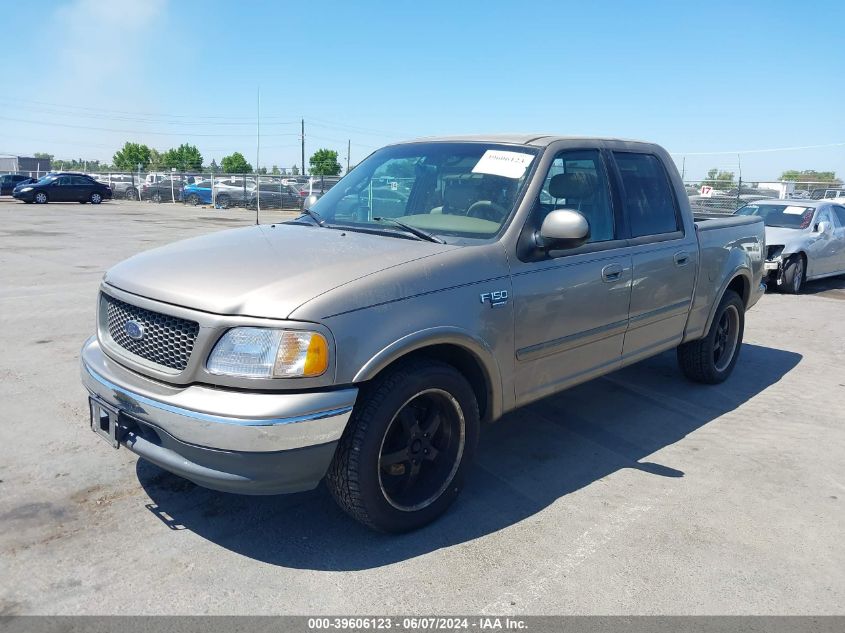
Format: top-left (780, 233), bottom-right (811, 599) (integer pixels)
top-left (0, 198), bottom-right (843, 615)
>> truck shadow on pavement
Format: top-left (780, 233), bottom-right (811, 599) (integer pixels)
top-left (136, 343), bottom-right (800, 570)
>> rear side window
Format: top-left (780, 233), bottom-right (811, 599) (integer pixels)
top-left (613, 152), bottom-right (679, 237)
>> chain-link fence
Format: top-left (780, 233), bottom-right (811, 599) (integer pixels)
top-left (3, 167), bottom-right (844, 215)
top-left (684, 179), bottom-right (845, 214)
top-left (0, 168), bottom-right (344, 210)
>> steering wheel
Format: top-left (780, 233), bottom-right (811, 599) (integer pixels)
top-left (466, 200), bottom-right (508, 222)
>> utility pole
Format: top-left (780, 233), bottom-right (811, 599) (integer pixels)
top-left (301, 118), bottom-right (305, 176)
top-left (347, 139), bottom-right (351, 174)
top-left (256, 86), bottom-right (261, 224)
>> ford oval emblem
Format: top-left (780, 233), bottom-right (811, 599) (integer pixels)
top-left (124, 320), bottom-right (145, 340)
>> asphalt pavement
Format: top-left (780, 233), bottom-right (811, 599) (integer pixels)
top-left (0, 198), bottom-right (842, 615)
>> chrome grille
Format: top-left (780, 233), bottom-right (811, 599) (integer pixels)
top-left (103, 295), bottom-right (199, 371)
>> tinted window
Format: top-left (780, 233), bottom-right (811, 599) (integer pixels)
top-left (832, 206), bottom-right (845, 227)
top-left (71, 176), bottom-right (90, 185)
top-left (537, 149), bottom-right (615, 243)
top-left (57, 176), bottom-right (72, 186)
top-left (614, 152), bottom-right (679, 237)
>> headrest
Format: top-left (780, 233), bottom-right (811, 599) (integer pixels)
top-left (443, 181), bottom-right (478, 208)
top-left (549, 172), bottom-right (597, 200)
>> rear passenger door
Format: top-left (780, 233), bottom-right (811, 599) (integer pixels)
top-left (72, 176), bottom-right (93, 201)
top-left (611, 151), bottom-right (698, 366)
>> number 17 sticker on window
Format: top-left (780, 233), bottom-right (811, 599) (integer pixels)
top-left (471, 150), bottom-right (535, 179)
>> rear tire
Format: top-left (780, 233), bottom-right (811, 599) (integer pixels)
top-left (326, 360), bottom-right (479, 533)
top-left (677, 289), bottom-right (744, 384)
top-left (781, 255), bottom-right (804, 294)
top-left (216, 193), bottom-right (231, 209)
top-left (152, 191), bottom-right (163, 203)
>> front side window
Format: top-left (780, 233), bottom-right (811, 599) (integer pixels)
top-left (57, 176), bottom-right (71, 186)
top-left (310, 142), bottom-right (538, 239)
top-left (614, 152), bottom-right (679, 237)
top-left (535, 149), bottom-right (615, 243)
top-left (832, 206), bottom-right (845, 227)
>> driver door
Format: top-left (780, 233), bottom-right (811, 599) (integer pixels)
top-left (809, 207), bottom-right (838, 276)
top-left (51, 176), bottom-right (73, 202)
top-left (510, 148), bottom-right (632, 405)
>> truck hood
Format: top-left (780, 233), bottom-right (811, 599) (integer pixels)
top-left (104, 223), bottom-right (457, 318)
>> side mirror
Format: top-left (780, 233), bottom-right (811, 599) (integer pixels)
top-left (816, 221), bottom-right (831, 235)
top-left (537, 209), bottom-right (590, 251)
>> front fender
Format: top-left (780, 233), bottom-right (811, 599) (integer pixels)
top-left (352, 326), bottom-right (504, 421)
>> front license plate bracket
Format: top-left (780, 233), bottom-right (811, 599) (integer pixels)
top-left (90, 396), bottom-right (120, 449)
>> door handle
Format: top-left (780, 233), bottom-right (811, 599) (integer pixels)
top-left (674, 251), bottom-right (690, 266)
top-left (601, 263), bottom-right (623, 282)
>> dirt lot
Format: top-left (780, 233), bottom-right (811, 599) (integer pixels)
top-left (0, 198), bottom-right (843, 615)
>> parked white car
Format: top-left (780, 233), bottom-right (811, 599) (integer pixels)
top-left (738, 200), bottom-right (845, 293)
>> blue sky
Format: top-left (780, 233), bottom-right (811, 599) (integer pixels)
top-left (0, 0), bottom-right (843, 180)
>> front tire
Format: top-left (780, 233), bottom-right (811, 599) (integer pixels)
top-left (781, 255), bottom-right (804, 294)
top-left (34, 192), bottom-right (48, 204)
top-left (326, 360), bottom-right (479, 533)
top-left (186, 193), bottom-right (200, 206)
top-left (677, 289), bottom-right (744, 384)
top-left (216, 193), bottom-right (231, 209)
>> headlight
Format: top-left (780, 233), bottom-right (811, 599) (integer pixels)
top-left (20, 186), bottom-right (33, 192)
top-left (207, 327), bottom-right (329, 378)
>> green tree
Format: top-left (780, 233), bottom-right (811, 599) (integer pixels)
top-left (257, 166), bottom-right (268, 175)
top-left (221, 152), bottom-right (253, 174)
top-left (161, 143), bottom-right (203, 171)
top-left (779, 170), bottom-right (840, 184)
top-left (33, 152), bottom-right (55, 161)
top-left (309, 149), bottom-right (341, 176)
top-left (149, 148), bottom-right (163, 170)
top-left (291, 164), bottom-right (300, 175)
top-left (700, 168), bottom-right (735, 188)
top-left (271, 165), bottom-right (280, 175)
top-left (113, 142), bottom-right (152, 171)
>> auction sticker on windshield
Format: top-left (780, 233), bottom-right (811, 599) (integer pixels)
top-left (472, 150), bottom-right (535, 179)
top-left (783, 205), bottom-right (810, 214)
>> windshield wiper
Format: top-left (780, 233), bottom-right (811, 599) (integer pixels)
top-left (299, 207), bottom-right (326, 226)
top-left (372, 217), bottom-right (445, 244)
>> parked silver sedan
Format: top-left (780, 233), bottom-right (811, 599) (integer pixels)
top-left (737, 200), bottom-right (845, 293)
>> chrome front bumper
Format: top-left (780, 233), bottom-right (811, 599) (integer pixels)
top-left (81, 336), bottom-right (356, 452)
top-left (80, 336), bottom-right (358, 494)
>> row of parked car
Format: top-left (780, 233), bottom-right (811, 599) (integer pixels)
top-left (89, 173), bottom-right (342, 210)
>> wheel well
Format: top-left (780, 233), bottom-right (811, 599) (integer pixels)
top-left (727, 274), bottom-right (749, 307)
top-left (369, 344), bottom-right (492, 422)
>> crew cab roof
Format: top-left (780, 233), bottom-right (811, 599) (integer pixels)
top-left (395, 134), bottom-right (653, 148)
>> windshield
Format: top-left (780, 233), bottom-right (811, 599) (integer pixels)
top-left (36, 176), bottom-right (57, 185)
top-left (309, 142), bottom-right (538, 239)
top-left (737, 203), bottom-right (816, 229)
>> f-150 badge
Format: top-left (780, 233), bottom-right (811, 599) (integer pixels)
top-left (480, 290), bottom-right (508, 307)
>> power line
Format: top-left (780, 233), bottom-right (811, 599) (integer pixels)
top-left (0, 115), bottom-right (300, 138)
top-left (671, 142), bottom-right (845, 156)
top-left (0, 96), bottom-right (297, 122)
